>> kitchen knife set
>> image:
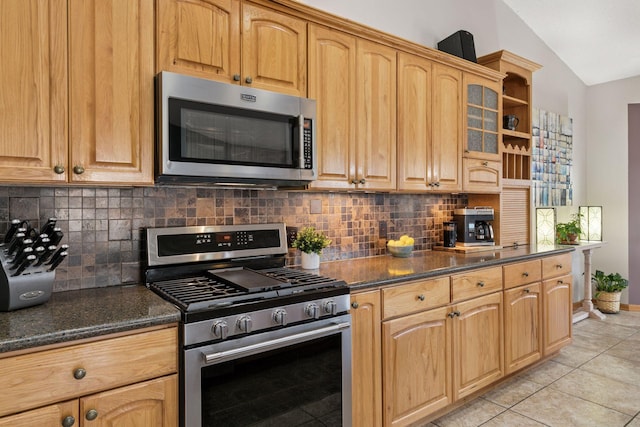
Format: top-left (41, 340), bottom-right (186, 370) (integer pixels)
top-left (0, 217), bottom-right (65, 311)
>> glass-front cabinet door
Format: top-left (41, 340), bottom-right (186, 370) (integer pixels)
top-left (464, 74), bottom-right (500, 160)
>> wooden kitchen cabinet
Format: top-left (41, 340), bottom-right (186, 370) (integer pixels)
top-left (463, 73), bottom-right (501, 161)
top-left (310, 35), bottom-right (396, 190)
top-left (351, 291), bottom-right (383, 427)
top-left (452, 291), bottom-right (504, 400)
top-left (397, 54), bottom-right (461, 192)
top-left (504, 282), bottom-right (542, 374)
top-left (308, 25), bottom-right (357, 191)
top-left (157, 0), bottom-right (307, 96)
top-left (0, 326), bottom-right (178, 425)
top-left (543, 273), bottom-right (573, 355)
top-left (0, 0), bottom-right (154, 185)
top-left (383, 305), bottom-right (452, 427)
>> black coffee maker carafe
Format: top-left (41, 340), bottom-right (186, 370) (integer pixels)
top-left (453, 207), bottom-right (495, 246)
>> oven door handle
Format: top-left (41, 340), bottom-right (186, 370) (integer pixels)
top-left (203, 321), bottom-right (350, 365)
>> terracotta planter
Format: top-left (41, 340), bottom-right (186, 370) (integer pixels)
top-left (596, 291), bottom-right (622, 313)
top-left (301, 252), bottom-right (320, 269)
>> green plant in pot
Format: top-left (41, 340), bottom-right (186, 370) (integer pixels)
top-left (555, 213), bottom-right (582, 244)
top-left (592, 270), bottom-right (628, 313)
top-left (291, 227), bottom-right (331, 269)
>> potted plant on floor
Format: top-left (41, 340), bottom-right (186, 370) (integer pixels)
top-left (592, 270), bottom-right (629, 313)
top-left (556, 213), bottom-right (583, 244)
top-left (291, 226), bottom-right (331, 269)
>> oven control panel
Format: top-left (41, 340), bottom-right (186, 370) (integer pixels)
top-left (184, 293), bottom-right (351, 346)
top-left (146, 223), bottom-right (288, 266)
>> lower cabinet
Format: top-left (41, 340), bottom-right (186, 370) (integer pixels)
top-left (543, 274), bottom-right (573, 355)
top-left (383, 305), bottom-right (452, 427)
top-left (504, 283), bottom-right (543, 374)
top-left (351, 291), bottom-right (383, 427)
top-left (0, 326), bottom-right (178, 426)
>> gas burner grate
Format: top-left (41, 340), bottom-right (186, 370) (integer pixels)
top-left (261, 268), bottom-right (340, 286)
top-left (149, 276), bottom-right (244, 311)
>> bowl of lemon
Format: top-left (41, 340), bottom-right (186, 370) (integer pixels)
top-left (387, 235), bottom-right (415, 257)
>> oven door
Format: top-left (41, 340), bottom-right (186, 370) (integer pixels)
top-left (183, 315), bottom-right (352, 427)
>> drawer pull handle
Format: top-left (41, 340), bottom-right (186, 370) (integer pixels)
top-left (448, 312), bottom-right (455, 318)
top-left (85, 409), bottom-right (98, 421)
top-left (556, 264), bottom-right (563, 269)
top-left (62, 416), bottom-right (76, 427)
top-left (477, 281), bottom-right (485, 287)
top-left (418, 294), bottom-right (425, 301)
top-left (454, 310), bottom-right (460, 317)
top-left (351, 302), bottom-right (359, 309)
top-left (558, 280), bottom-right (564, 284)
top-left (522, 272), bottom-right (529, 277)
top-left (524, 288), bottom-right (531, 293)
top-left (73, 368), bottom-right (86, 380)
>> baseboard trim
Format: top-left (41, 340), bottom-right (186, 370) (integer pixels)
top-left (620, 303), bottom-right (640, 312)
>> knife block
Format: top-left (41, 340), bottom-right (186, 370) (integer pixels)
top-left (0, 246), bottom-right (54, 311)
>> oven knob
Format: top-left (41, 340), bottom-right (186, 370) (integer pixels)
top-left (323, 300), bottom-right (338, 315)
top-left (273, 309), bottom-right (288, 326)
top-left (237, 315), bottom-right (253, 333)
top-left (305, 303), bottom-right (320, 319)
top-left (212, 321), bottom-right (229, 340)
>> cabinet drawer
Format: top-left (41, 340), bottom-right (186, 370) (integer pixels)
top-left (451, 266), bottom-right (502, 302)
top-left (0, 326), bottom-right (177, 417)
top-left (542, 253), bottom-right (572, 279)
top-left (503, 259), bottom-right (541, 289)
top-left (382, 276), bottom-right (450, 319)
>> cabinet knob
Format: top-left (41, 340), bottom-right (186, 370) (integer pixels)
top-left (245, 76), bottom-right (253, 84)
top-left (417, 294), bottom-right (425, 301)
top-left (72, 165), bottom-right (85, 175)
top-left (233, 74), bottom-right (241, 81)
top-left (53, 165), bottom-right (65, 174)
top-left (482, 161), bottom-right (489, 166)
top-left (477, 281), bottom-right (485, 287)
top-left (522, 272), bottom-right (529, 277)
top-left (62, 416), bottom-right (76, 427)
top-left (359, 178), bottom-right (366, 184)
top-left (454, 310), bottom-right (461, 317)
top-left (557, 280), bottom-right (564, 284)
top-left (448, 312), bottom-right (456, 318)
top-left (351, 179), bottom-right (358, 185)
top-left (556, 264), bottom-right (563, 269)
top-left (85, 409), bottom-right (98, 421)
top-left (73, 368), bottom-right (86, 380)
top-left (524, 288), bottom-right (531, 293)
top-left (351, 302), bottom-right (359, 309)
top-left (434, 182), bottom-right (440, 187)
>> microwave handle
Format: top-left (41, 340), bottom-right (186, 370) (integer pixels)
top-left (298, 114), bottom-right (305, 169)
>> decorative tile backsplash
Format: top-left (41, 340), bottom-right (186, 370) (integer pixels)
top-left (0, 186), bottom-right (467, 292)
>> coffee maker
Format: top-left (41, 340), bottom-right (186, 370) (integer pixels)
top-left (453, 207), bottom-right (495, 246)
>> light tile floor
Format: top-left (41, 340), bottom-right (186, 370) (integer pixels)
top-left (424, 310), bottom-right (640, 427)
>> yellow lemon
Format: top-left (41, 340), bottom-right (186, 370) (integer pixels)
top-left (406, 237), bottom-right (415, 246)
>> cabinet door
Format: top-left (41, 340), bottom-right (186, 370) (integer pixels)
top-left (432, 63), bottom-right (462, 191)
top-left (80, 375), bottom-right (178, 427)
top-left (543, 274), bottom-right (573, 355)
top-left (463, 73), bottom-right (500, 161)
top-left (504, 283), bottom-right (542, 374)
top-left (397, 52), bottom-right (432, 192)
top-left (308, 25), bottom-right (357, 190)
top-left (351, 291), bottom-right (382, 427)
top-left (69, 0), bottom-right (154, 184)
top-left (242, 4), bottom-right (306, 96)
top-left (156, 0), bottom-right (241, 82)
top-left (383, 306), bottom-right (452, 427)
top-left (0, 400), bottom-right (78, 427)
top-left (0, 0), bottom-right (67, 183)
top-left (356, 39), bottom-right (396, 191)
top-left (453, 291), bottom-right (503, 400)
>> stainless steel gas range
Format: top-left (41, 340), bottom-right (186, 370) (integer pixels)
top-left (145, 223), bottom-right (351, 427)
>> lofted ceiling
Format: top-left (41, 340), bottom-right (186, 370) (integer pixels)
top-left (502, 0), bottom-right (640, 86)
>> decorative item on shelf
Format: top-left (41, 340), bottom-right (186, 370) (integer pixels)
top-left (555, 213), bottom-right (583, 245)
top-left (291, 226), bottom-right (331, 269)
top-left (536, 207), bottom-right (556, 246)
top-left (579, 206), bottom-right (602, 241)
top-left (387, 235), bottom-right (414, 257)
top-left (503, 114), bottom-right (519, 131)
top-left (592, 270), bottom-right (628, 313)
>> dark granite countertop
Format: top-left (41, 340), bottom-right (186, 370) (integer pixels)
top-left (312, 244), bottom-right (575, 291)
top-left (0, 284), bottom-right (180, 354)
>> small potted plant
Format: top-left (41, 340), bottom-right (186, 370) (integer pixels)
top-left (291, 226), bottom-right (331, 269)
top-left (556, 213), bottom-right (582, 244)
top-left (592, 270), bottom-right (628, 313)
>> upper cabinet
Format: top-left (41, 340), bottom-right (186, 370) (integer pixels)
top-left (463, 74), bottom-right (500, 161)
top-left (0, 0), bottom-right (154, 185)
top-left (397, 55), bottom-right (462, 192)
top-left (309, 29), bottom-right (396, 191)
top-left (157, 0), bottom-right (307, 96)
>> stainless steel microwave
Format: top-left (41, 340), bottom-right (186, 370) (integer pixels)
top-left (156, 72), bottom-right (316, 187)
